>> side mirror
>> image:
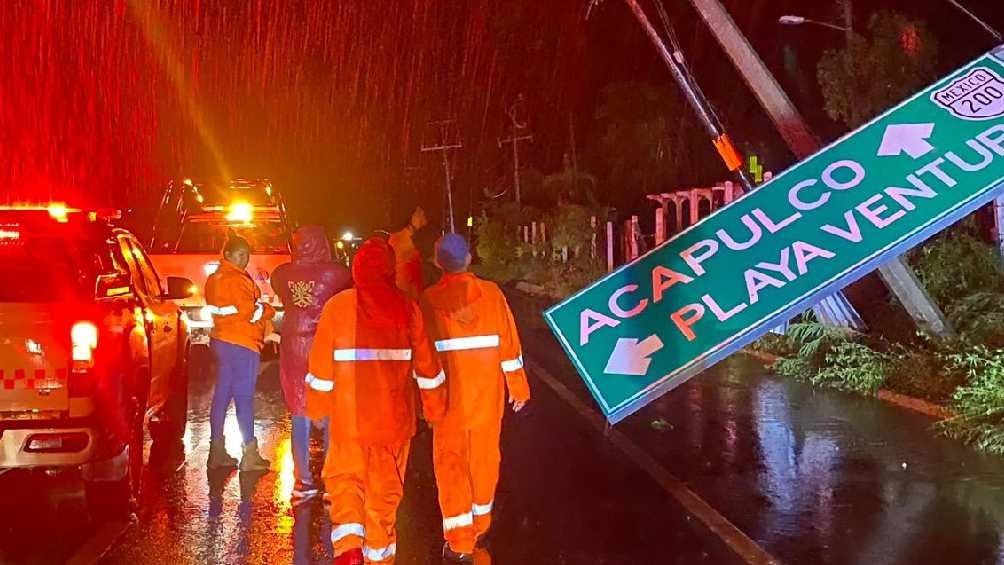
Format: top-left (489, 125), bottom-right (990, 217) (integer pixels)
top-left (95, 272), bottom-right (132, 299)
top-left (164, 276), bottom-right (197, 300)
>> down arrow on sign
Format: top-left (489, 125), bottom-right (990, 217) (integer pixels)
top-left (604, 335), bottom-right (665, 376)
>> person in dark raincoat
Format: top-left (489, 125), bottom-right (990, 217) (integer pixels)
top-left (271, 225), bottom-right (351, 499)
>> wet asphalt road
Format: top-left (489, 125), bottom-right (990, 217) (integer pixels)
top-left (512, 291), bottom-right (1004, 565)
top-left (0, 344), bottom-right (740, 565)
top-left (2, 291), bottom-right (1004, 564)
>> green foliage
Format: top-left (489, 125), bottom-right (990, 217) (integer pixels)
top-left (817, 12), bottom-right (938, 128)
top-left (474, 202), bottom-right (604, 298)
top-left (785, 320), bottom-right (859, 366)
top-left (765, 318), bottom-right (875, 387)
top-left (939, 347), bottom-right (1004, 454)
top-left (535, 255), bottom-right (606, 298)
top-left (882, 342), bottom-right (962, 403)
top-left (586, 83), bottom-right (716, 210)
top-left (533, 204), bottom-right (606, 297)
top-left (772, 356), bottom-right (815, 381)
top-left (811, 342), bottom-right (887, 394)
top-left (749, 332), bottom-right (795, 357)
top-left (947, 292), bottom-right (1004, 348)
top-left (547, 204), bottom-right (592, 251)
top-left (542, 154), bottom-right (597, 207)
top-left (911, 232), bottom-right (1004, 309)
top-left (474, 202), bottom-right (536, 284)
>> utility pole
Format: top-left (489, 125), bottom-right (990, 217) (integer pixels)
top-left (610, 0), bottom-right (756, 192)
top-left (944, 0), bottom-right (1003, 42)
top-left (497, 95), bottom-right (534, 206)
top-left (686, 0), bottom-right (953, 337)
top-left (840, 0), bottom-right (854, 42)
top-left (595, 0), bottom-right (856, 329)
top-left (421, 119), bottom-right (462, 233)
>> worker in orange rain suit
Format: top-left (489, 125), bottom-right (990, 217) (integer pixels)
top-left (271, 225), bottom-right (352, 499)
top-left (205, 233), bottom-right (276, 471)
top-left (387, 206), bottom-right (428, 299)
top-left (306, 237), bottom-right (447, 565)
top-left (420, 234), bottom-right (530, 561)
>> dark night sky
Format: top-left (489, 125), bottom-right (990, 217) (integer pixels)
top-left (1, 0), bottom-right (1001, 234)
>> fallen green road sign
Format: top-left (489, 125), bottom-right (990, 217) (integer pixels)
top-left (544, 48), bottom-right (1004, 423)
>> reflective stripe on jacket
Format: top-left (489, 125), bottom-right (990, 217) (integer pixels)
top-left (421, 272), bottom-right (530, 431)
top-left (306, 288), bottom-right (446, 444)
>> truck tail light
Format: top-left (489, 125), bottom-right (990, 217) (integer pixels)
top-left (71, 321), bottom-right (98, 372)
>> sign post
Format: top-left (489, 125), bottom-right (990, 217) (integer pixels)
top-left (545, 49), bottom-right (1004, 423)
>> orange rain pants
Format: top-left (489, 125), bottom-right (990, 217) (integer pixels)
top-left (432, 424), bottom-right (502, 554)
top-left (325, 441), bottom-right (411, 563)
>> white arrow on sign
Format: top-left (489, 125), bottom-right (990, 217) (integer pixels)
top-left (877, 123), bottom-right (936, 159)
top-left (604, 335), bottom-right (665, 376)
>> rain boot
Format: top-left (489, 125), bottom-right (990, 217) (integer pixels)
top-left (239, 439), bottom-right (271, 472)
top-left (443, 542), bottom-right (474, 564)
top-left (207, 439), bottom-right (238, 469)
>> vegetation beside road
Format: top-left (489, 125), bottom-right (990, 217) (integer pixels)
top-left (754, 221), bottom-right (1004, 455)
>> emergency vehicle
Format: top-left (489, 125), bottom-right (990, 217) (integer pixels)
top-left (148, 178), bottom-right (291, 345)
top-left (0, 205), bottom-right (194, 515)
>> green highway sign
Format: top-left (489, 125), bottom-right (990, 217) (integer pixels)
top-left (544, 48), bottom-right (1004, 424)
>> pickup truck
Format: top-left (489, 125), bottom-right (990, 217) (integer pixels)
top-left (147, 178), bottom-right (291, 344)
top-left (0, 205), bottom-right (193, 516)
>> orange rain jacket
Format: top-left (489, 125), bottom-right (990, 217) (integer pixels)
top-left (306, 239), bottom-right (446, 445)
top-left (205, 259), bottom-right (276, 352)
top-left (421, 272), bottom-right (530, 431)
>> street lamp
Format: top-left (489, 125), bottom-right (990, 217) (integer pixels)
top-left (778, 14), bottom-right (850, 32)
top-left (341, 231), bottom-right (354, 242)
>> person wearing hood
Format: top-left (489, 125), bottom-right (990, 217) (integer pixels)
top-left (271, 225), bottom-right (351, 499)
top-left (306, 237), bottom-right (447, 565)
top-left (204, 233), bottom-right (276, 471)
top-left (421, 234), bottom-right (531, 562)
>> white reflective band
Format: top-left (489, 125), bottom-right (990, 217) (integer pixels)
top-left (331, 523), bottom-right (365, 542)
top-left (501, 356), bottom-right (524, 373)
top-left (435, 335), bottom-right (500, 352)
top-left (473, 501), bottom-right (494, 516)
top-left (250, 303), bottom-right (264, 323)
top-left (443, 512), bottom-right (474, 531)
top-left (206, 305), bottom-right (239, 317)
top-left (334, 348), bottom-right (412, 361)
top-left (363, 543), bottom-right (396, 561)
top-left (414, 370), bottom-right (446, 390)
top-left (305, 373), bottom-right (334, 392)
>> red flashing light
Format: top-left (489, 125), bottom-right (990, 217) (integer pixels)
top-left (71, 321), bottom-right (98, 372)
